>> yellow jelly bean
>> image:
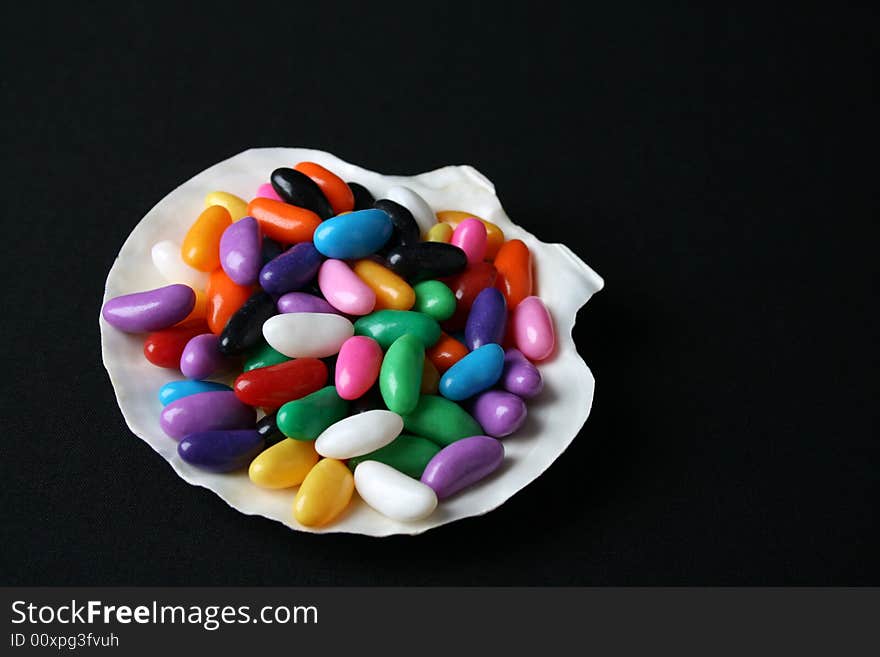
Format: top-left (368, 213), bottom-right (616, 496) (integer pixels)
top-left (420, 357), bottom-right (440, 394)
top-left (182, 205), bottom-right (232, 272)
top-left (293, 458), bottom-right (354, 527)
top-left (249, 439), bottom-right (319, 489)
top-left (205, 191), bottom-right (249, 222)
top-left (426, 222), bottom-right (453, 243)
top-left (353, 259), bottom-right (415, 311)
top-left (436, 210), bottom-right (504, 258)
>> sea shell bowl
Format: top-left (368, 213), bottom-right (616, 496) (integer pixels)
top-left (100, 148), bottom-right (604, 536)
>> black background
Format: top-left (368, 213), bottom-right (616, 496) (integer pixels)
top-left (1, 5), bottom-right (875, 585)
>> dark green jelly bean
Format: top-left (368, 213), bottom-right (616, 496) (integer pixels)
top-left (412, 280), bottom-right (457, 321)
top-left (244, 341), bottom-right (290, 372)
top-left (379, 334), bottom-right (424, 414)
top-left (354, 310), bottom-right (441, 350)
top-left (348, 434), bottom-right (441, 478)
top-left (277, 386), bottom-right (349, 441)
top-left (401, 394), bottom-right (483, 446)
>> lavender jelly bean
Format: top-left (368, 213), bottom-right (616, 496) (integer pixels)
top-left (471, 390), bottom-right (527, 438)
top-left (178, 429), bottom-right (265, 472)
top-left (159, 391), bottom-right (255, 440)
top-left (276, 292), bottom-right (340, 315)
top-left (101, 284), bottom-right (195, 333)
top-left (219, 216), bottom-right (262, 286)
top-left (420, 435), bottom-right (504, 499)
top-left (180, 333), bottom-right (225, 380)
top-left (501, 348), bottom-right (544, 398)
top-left (259, 242), bottom-right (323, 296)
top-left (464, 287), bottom-right (507, 350)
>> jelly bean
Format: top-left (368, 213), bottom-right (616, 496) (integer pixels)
top-left (259, 242), bottom-right (323, 297)
top-left (277, 291), bottom-right (339, 315)
top-left (205, 191), bottom-right (249, 222)
top-left (347, 181), bottom-right (375, 210)
top-left (426, 223), bottom-right (453, 243)
top-left (255, 182), bottom-right (282, 201)
top-left (218, 216), bottom-right (262, 286)
top-left (464, 287), bottom-right (507, 350)
top-left (247, 197), bottom-right (322, 244)
top-left (436, 211), bottom-right (505, 259)
top-left (181, 333), bottom-right (225, 380)
top-left (401, 395), bottom-right (482, 446)
top-left (263, 313), bottom-right (354, 358)
top-left (261, 237), bottom-right (284, 265)
top-left (335, 336), bottom-right (383, 400)
top-left (143, 319), bottom-right (209, 368)
top-left (178, 429), bottom-right (264, 473)
top-left (270, 167), bottom-right (334, 219)
top-left (205, 269), bottom-right (253, 334)
top-left (354, 461), bottom-right (438, 522)
top-left (412, 280), bottom-right (456, 322)
top-left (439, 343), bottom-right (505, 401)
top-left (158, 380), bottom-right (232, 406)
top-left (178, 288), bottom-right (208, 324)
top-left (102, 284), bottom-right (196, 333)
top-left (379, 334), bottom-right (424, 415)
top-left (315, 410), bottom-right (403, 459)
top-left (420, 358), bottom-right (440, 394)
top-left (385, 242), bottom-right (467, 282)
top-left (312, 209), bottom-right (393, 259)
top-left (501, 348), bottom-right (544, 398)
top-left (442, 262), bottom-right (498, 329)
top-left (493, 239), bottom-right (533, 309)
top-left (350, 382), bottom-right (386, 414)
top-left (353, 310), bottom-right (441, 349)
top-left (181, 205), bottom-right (232, 272)
top-left (233, 357), bottom-right (327, 411)
top-left (385, 186), bottom-right (436, 236)
top-left (243, 340), bottom-right (290, 371)
top-left (293, 458), bottom-right (354, 527)
top-left (249, 438), bottom-right (319, 489)
top-left (512, 296), bottom-right (556, 361)
top-left (151, 240), bottom-right (209, 290)
top-left (348, 434), bottom-right (441, 478)
top-left (160, 391), bottom-right (256, 441)
top-left (450, 217), bottom-right (487, 265)
top-left (426, 332), bottom-right (469, 373)
top-left (277, 385), bottom-right (350, 440)
top-left (255, 412), bottom-right (286, 447)
top-left (420, 435), bottom-right (504, 499)
top-left (217, 291), bottom-right (277, 356)
top-left (318, 259), bottom-right (376, 315)
top-left (294, 162), bottom-right (355, 215)
top-left (470, 390), bottom-right (527, 438)
top-left (352, 259), bottom-right (415, 311)
top-left (374, 199), bottom-right (420, 251)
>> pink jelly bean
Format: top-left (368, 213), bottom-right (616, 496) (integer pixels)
top-left (255, 182), bottom-right (282, 201)
top-left (335, 336), bottom-right (383, 400)
top-left (450, 217), bottom-right (487, 265)
top-left (511, 296), bottom-right (556, 361)
top-left (318, 259), bottom-right (377, 315)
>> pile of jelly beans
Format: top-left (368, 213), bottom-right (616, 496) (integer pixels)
top-left (102, 161), bottom-right (555, 527)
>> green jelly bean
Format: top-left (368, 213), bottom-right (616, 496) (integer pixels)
top-left (379, 334), bottom-right (424, 415)
top-left (412, 280), bottom-right (456, 321)
top-left (401, 394), bottom-right (482, 446)
top-left (348, 434), bottom-right (441, 478)
top-left (244, 341), bottom-right (290, 372)
top-left (354, 310), bottom-right (441, 350)
top-left (277, 386), bottom-right (349, 441)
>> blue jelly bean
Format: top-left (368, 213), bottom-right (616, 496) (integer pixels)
top-left (313, 209), bottom-right (393, 259)
top-left (158, 380), bottom-right (232, 406)
top-left (438, 343), bottom-right (505, 401)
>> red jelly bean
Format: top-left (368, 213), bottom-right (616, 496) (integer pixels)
top-left (441, 262), bottom-right (497, 330)
top-left (294, 162), bottom-right (355, 215)
top-left (493, 239), bottom-right (533, 309)
top-left (143, 320), bottom-right (210, 369)
top-left (246, 197), bottom-right (322, 244)
top-left (233, 358), bottom-right (328, 410)
top-left (426, 332), bottom-right (470, 373)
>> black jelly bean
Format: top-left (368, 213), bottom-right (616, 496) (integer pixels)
top-left (270, 168), bottom-right (334, 219)
top-left (256, 413), bottom-right (286, 447)
top-left (374, 199), bottom-right (420, 251)
top-left (385, 242), bottom-right (469, 282)
top-left (218, 291), bottom-right (278, 355)
top-left (348, 181), bottom-right (375, 210)
top-left (350, 382), bottom-right (387, 414)
top-left (261, 237), bottom-right (284, 265)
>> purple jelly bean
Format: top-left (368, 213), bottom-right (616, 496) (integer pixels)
top-left (180, 333), bottom-right (225, 380)
top-left (259, 242), bottom-right (323, 296)
top-left (471, 390), bottom-right (527, 438)
top-left (219, 216), bottom-right (262, 286)
top-left (501, 348), bottom-right (544, 398)
top-left (178, 430), bottom-right (265, 472)
top-left (276, 292), bottom-right (340, 315)
top-left (101, 284), bottom-right (195, 333)
top-left (464, 287), bottom-right (507, 350)
top-left (420, 435), bottom-right (504, 499)
top-left (159, 391), bottom-right (255, 441)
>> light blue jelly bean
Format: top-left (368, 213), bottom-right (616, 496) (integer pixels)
top-left (438, 343), bottom-right (505, 401)
top-left (313, 209), bottom-right (393, 259)
top-left (158, 380), bottom-right (232, 406)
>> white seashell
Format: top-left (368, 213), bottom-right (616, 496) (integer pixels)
top-left (151, 240), bottom-right (209, 290)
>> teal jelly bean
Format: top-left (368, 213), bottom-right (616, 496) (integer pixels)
top-left (158, 380), bottom-right (233, 406)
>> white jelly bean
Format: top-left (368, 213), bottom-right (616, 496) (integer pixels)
top-left (315, 410), bottom-right (403, 459)
top-left (385, 186), bottom-right (436, 237)
top-left (151, 240), bottom-right (209, 289)
top-left (353, 461), bottom-right (438, 522)
top-left (263, 312), bottom-right (354, 358)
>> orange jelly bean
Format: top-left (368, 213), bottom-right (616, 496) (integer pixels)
top-left (493, 239), bottom-right (533, 309)
top-left (436, 210), bottom-right (504, 259)
top-left (181, 206), bottom-right (232, 272)
top-left (294, 161), bottom-right (355, 215)
top-left (177, 288), bottom-right (208, 325)
top-left (206, 269), bottom-right (253, 334)
top-left (426, 332), bottom-right (469, 373)
top-left (352, 259), bottom-right (415, 311)
top-left (246, 198), bottom-right (322, 244)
